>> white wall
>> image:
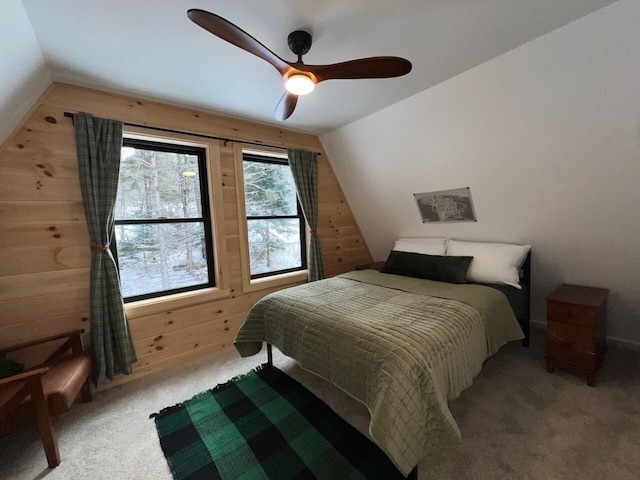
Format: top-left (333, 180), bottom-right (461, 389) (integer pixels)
top-left (321, 0), bottom-right (640, 344)
top-left (0, 0), bottom-right (51, 146)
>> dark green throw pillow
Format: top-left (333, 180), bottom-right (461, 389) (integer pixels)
top-left (0, 350), bottom-right (24, 379)
top-left (381, 250), bottom-right (473, 284)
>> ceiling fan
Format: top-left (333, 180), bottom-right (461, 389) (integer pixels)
top-left (187, 9), bottom-right (412, 121)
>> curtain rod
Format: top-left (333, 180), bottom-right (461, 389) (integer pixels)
top-left (63, 112), bottom-right (320, 154)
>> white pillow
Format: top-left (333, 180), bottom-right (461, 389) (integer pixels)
top-left (393, 237), bottom-right (447, 256)
top-left (446, 240), bottom-right (530, 289)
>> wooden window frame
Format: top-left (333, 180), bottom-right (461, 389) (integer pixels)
top-left (114, 129), bottom-right (230, 317)
top-left (234, 145), bottom-right (308, 293)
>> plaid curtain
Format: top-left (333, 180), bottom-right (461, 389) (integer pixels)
top-left (287, 149), bottom-right (325, 281)
top-left (74, 112), bottom-right (137, 385)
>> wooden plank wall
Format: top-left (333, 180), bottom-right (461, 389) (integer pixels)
top-left (0, 82), bottom-right (372, 387)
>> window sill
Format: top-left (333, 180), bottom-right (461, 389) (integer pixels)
top-left (242, 270), bottom-right (308, 293)
top-left (125, 287), bottom-right (232, 319)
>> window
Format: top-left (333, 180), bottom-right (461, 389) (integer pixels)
top-left (113, 138), bottom-right (215, 302)
top-left (242, 152), bottom-right (307, 278)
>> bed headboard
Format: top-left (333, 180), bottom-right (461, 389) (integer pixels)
top-left (520, 250), bottom-right (531, 293)
top-left (518, 250), bottom-right (531, 346)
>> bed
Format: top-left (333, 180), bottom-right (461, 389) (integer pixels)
top-left (234, 239), bottom-right (530, 477)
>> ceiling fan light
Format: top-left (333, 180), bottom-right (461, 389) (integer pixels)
top-left (285, 74), bottom-right (315, 96)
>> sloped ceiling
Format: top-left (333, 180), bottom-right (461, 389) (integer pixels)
top-left (1, 0), bottom-right (618, 144)
top-left (319, 0), bottom-right (640, 342)
top-left (0, 0), bottom-right (51, 146)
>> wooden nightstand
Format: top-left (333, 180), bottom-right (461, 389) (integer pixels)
top-left (355, 262), bottom-right (385, 271)
top-left (545, 284), bottom-right (608, 386)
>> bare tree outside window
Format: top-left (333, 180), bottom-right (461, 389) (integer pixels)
top-left (113, 139), bottom-right (215, 301)
top-left (243, 153), bottom-right (306, 278)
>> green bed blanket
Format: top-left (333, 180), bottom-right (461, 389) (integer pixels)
top-left (234, 270), bottom-right (524, 476)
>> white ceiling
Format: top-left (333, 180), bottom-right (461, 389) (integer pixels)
top-left (18, 0), bottom-right (617, 135)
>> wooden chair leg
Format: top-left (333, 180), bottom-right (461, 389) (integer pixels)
top-left (81, 380), bottom-right (92, 403)
top-left (30, 380), bottom-right (60, 468)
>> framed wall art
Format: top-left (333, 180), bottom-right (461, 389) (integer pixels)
top-left (414, 187), bottom-right (477, 223)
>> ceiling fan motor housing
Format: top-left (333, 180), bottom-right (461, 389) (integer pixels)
top-left (288, 30), bottom-right (312, 57)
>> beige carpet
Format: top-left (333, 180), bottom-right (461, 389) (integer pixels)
top-left (1, 328), bottom-right (638, 480)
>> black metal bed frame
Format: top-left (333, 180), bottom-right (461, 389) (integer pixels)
top-left (519, 251), bottom-right (532, 347)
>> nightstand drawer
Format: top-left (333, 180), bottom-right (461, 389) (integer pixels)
top-left (545, 284), bottom-right (608, 386)
top-left (547, 301), bottom-right (597, 328)
top-left (546, 321), bottom-right (598, 370)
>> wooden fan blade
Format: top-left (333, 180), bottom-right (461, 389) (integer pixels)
top-left (303, 57), bottom-right (412, 83)
top-left (275, 92), bottom-right (298, 121)
top-left (187, 9), bottom-right (291, 76)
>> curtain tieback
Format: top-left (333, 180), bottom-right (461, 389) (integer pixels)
top-left (91, 245), bottom-right (109, 252)
top-left (310, 229), bottom-right (318, 234)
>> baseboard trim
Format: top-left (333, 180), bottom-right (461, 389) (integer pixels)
top-left (530, 320), bottom-right (545, 330)
top-left (606, 335), bottom-right (640, 351)
top-left (530, 319), bottom-right (640, 351)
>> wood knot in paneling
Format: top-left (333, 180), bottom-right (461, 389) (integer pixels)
top-left (45, 116), bottom-right (57, 124)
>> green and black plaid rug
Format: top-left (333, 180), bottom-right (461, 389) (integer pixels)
top-left (151, 365), bottom-right (406, 480)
